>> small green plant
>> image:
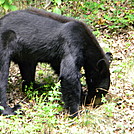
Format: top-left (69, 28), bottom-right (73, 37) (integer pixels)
top-left (0, 106), bottom-right (4, 111)
top-left (31, 81), bottom-right (63, 127)
top-left (51, 0), bottom-right (62, 14)
top-left (103, 102), bottom-right (116, 117)
top-left (0, 0), bottom-right (17, 11)
top-left (25, 84), bottom-right (39, 99)
top-left (25, 81), bottom-right (62, 112)
top-left (101, 94), bottom-right (107, 103)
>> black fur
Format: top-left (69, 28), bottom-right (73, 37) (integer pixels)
top-left (0, 8), bottom-right (112, 117)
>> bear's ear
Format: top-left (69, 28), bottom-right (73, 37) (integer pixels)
top-left (105, 52), bottom-right (113, 64)
top-left (96, 59), bottom-right (107, 74)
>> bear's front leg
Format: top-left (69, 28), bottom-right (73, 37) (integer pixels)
top-left (60, 54), bottom-right (82, 117)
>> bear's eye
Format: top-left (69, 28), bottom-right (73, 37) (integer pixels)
top-left (90, 79), bottom-right (93, 83)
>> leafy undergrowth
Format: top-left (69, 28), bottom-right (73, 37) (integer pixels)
top-left (0, 0), bottom-right (134, 134)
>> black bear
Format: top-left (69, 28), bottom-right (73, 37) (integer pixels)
top-left (0, 8), bottom-right (112, 117)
